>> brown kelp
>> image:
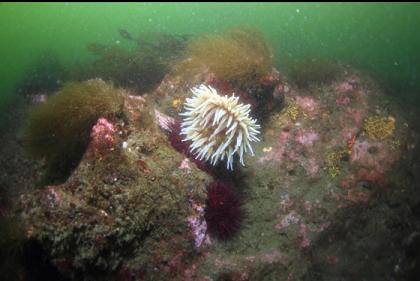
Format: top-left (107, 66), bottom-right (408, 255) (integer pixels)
top-left (16, 50), bottom-right (64, 97)
top-left (69, 32), bottom-right (189, 94)
top-left (172, 27), bottom-right (274, 87)
top-left (136, 31), bottom-right (189, 60)
top-left (23, 79), bottom-right (125, 183)
top-left (286, 57), bottom-right (341, 88)
top-left (72, 44), bottom-right (165, 93)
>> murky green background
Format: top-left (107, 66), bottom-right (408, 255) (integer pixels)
top-left (1, 3), bottom-right (420, 109)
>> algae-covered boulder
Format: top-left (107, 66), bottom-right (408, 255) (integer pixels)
top-left (17, 94), bottom-right (212, 280)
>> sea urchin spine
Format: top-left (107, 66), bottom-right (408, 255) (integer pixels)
top-left (180, 84), bottom-right (260, 170)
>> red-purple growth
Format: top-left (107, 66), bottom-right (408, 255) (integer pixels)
top-left (167, 119), bottom-right (212, 173)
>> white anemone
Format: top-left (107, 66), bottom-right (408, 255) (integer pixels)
top-left (180, 84), bottom-right (260, 170)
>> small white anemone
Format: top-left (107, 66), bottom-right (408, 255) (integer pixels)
top-left (180, 84), bottom-right (260, 170)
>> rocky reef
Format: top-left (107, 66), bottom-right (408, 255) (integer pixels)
top-left (2, 29), bottom-right (420, 281)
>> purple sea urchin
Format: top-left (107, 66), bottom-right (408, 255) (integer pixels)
top-left (204, 181), bottom-right (244, 240)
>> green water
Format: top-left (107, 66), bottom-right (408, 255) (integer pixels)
top-left (1, 3), bottom-right (420, 109)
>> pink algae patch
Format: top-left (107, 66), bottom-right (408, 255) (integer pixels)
top-left (336, 94), bottom-right (351, 106)
top-left (295, 96), bottom-right (319, 118)
top-left (258, 131), bottom-right (291, 163)
top-left (275, 210), bottom-right (300, 231)
top-left (89, 118), bottom-right (118, 157)
top-left (295, 129), bottom-right (319, 146)
top-left (178, 158), bottom-right (191, 170)
top-left (335, 81), bottom-right (355, 94)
